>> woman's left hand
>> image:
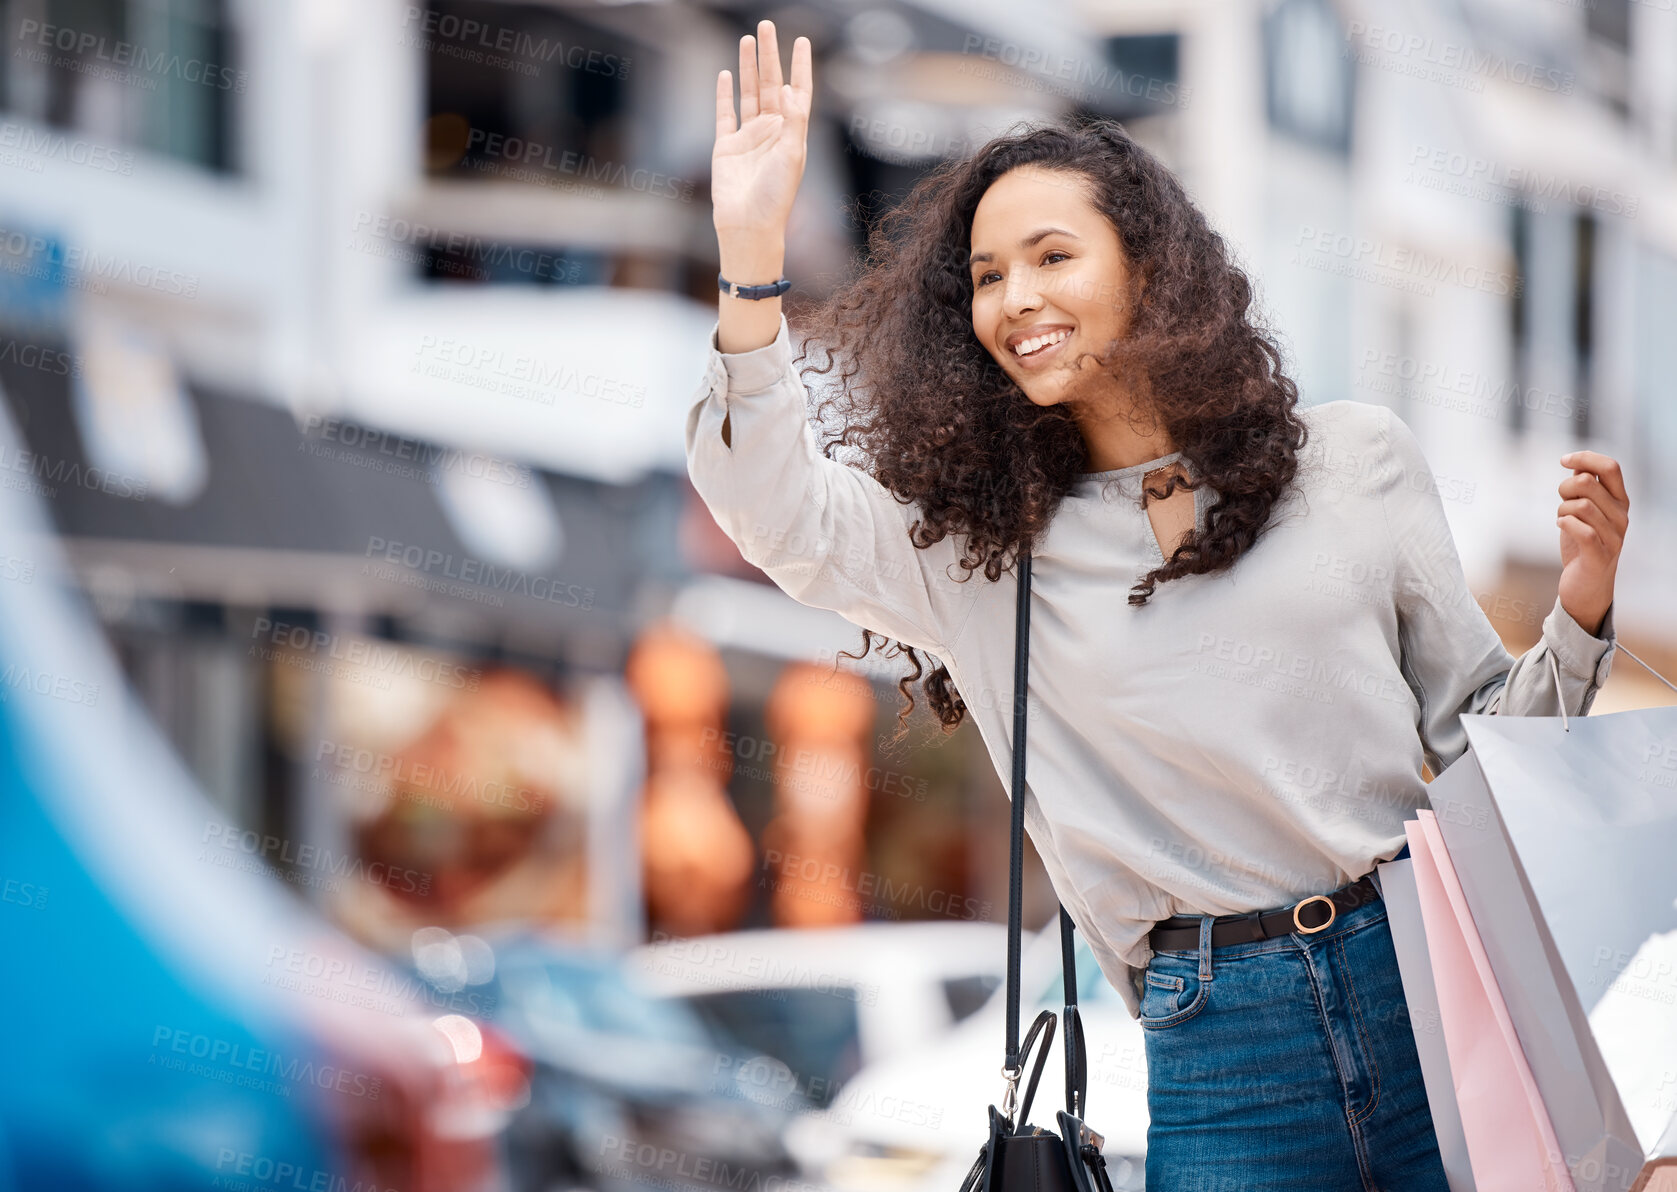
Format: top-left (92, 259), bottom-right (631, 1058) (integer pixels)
top-left (1555, 450), bottom-right (1628, 638)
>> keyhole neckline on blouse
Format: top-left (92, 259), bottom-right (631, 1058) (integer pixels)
top-left (1077, 449), bottom-right (1184, 483)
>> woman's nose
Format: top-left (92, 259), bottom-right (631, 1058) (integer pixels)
top-left (1002, 268), bottom-right (1042, 317)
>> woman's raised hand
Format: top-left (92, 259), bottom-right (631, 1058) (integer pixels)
top-left (713, 21), bottom-right (812, 246)
top-left (712, 20), bottom-right (811, 354)
top-left (1554, 451), bottom-right (1628, 638)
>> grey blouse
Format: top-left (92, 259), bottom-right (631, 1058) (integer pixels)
top-left (684, 313), bottom-right (1616, 1017)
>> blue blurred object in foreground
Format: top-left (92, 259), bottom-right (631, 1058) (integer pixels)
top-left (0, 399), bottom-right (503, 1189)
top-left (0, 705), bottom-right (342, 1190)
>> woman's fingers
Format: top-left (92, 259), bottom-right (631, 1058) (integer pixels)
top-left (786, 34), bottom-right (812, 136)
top-left (1557, 469), bottom-right (1629, 535)
top-left (1560, 450), bottom-right (1629, 508)
top-left (757, 20), bottom-right (783, 114)
top-left (1557, 513), bottom-right (1609, 558)
top-left (790, 33), bottom-right (812, 101)
top-left (738, 21), bottom-right (808, 126)
top-left (1556, 497), bottom-right (1623, 551)
top-left (738, 34), bottom-right (760, 122)
top-left (715, 69), bottom-right (736, 141)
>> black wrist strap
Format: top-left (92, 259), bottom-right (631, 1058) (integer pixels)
top-left (717, 272), bottom-right (790, 300)
top-left (1001, 548), bottom-right (1088, 1121)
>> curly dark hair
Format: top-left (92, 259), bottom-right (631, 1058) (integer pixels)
top-left (786, 114), bottom-right (1309, 741)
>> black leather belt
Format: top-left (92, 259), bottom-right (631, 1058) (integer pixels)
top-left (1148, 873), bottom-right (1382, 952)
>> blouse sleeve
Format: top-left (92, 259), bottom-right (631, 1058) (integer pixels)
top-left (683, 312), bottom-right (980, 657)
top-left (1375, 405), bottom-right (1616, 777)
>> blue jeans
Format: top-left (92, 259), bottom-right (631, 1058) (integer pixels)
top-left (1138, 884), bottom-right (1452, 1191)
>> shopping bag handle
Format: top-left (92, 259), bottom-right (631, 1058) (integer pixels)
top-left (1545, 638), bottom-right (1676, 732)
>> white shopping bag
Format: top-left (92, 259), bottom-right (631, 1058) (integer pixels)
top-left (1427, 668), bottom-right (1677, 1192)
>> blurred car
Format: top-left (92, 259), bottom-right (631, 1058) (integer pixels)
top-left (0, 405), bottom-right (505, 1191)
top-left (401, 926), bottom-right (805, 1192)
top-left (780, 923), bottom-right (1150, 1192)
top-left (627, 921), bottom-right (1009, 1112)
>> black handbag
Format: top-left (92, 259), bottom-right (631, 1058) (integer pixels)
top-left (957, 548), bottom-right (1118, 1192)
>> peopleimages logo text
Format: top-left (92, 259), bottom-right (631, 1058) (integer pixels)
top-left (201, 822), bottom-right (430, 896)
top-left (400, 6), bottom-right (629, 78)
top-left (0, 225), bottom-right (198, 299)
top-left (152, 1026), bottom-right (382, 1100)
top-left (364, 537), bottom-right (595, 609)
top-left (463, 128), bottom-right (694, 202)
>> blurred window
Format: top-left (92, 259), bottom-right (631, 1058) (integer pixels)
top-left (1510, 200), bottom-right (1597, 439)
top-left (681, 988), bottom-right (863, 1109)
top-left (1263, 0), bottom-right (1354, 157)
top-left (1510, 200), bottom-right (1530, 434)
top-left (420, 0), bottom-right (639, 192)
top-left (0, 0), bottom-right (238, 172)
top-left (1571, 210), bottom-right (1596, 439)
top-left (1632, 244), bottom-right (1677, 515)
top-left (414, 0), bottom-right (693, 292)
top-left (941, 972), bottom-right (1002, 1023)
top-left (1083, 34), bottom-right (1181, 121)
top-left (1586, 0), bottom-right (1631, 52)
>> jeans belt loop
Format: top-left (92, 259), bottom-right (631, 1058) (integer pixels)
top-left (1198, 914), bottom-right (1214, 982)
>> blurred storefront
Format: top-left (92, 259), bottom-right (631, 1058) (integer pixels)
top-left (7, 0), bottom-right (1666, 999)
top-left (0, 0), bottom-right (1073, 975)
top-left (0, 331), bottom-right (653, 943)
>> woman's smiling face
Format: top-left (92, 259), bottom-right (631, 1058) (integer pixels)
top-left (969, 165), bottom-right (1137, 408)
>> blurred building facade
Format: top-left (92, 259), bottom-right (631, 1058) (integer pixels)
top-left (0, 0), bottom-right (1671, 967)
top-left (0, 0), bottom-right (1072, 956)
top-left (1075, 0), bottom-right (1677, 703)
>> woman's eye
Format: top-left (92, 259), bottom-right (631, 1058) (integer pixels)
top-left (973, 254), bottom-right (1065, 289)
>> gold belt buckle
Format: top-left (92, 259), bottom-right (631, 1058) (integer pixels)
top-left (1292, 894), bottom-right (1337, 934)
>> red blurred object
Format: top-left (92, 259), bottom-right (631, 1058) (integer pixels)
top-left (280, 948), bottom-right (506, 1192)
top-left (460, 1020), bottom-right (533, 1116)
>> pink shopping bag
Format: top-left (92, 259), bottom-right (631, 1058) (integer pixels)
top-left (1408, 809), bottom-right (1575, 1192)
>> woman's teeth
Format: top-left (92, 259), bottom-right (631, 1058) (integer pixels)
top-left (1013, 329), bottom-right (1070, 357)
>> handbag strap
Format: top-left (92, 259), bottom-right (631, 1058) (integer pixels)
top-left (1012, 1007), bottom-right (1057, 1131)
top-left (1003, 547), bottom-right (1088, 1121)
top-left (1004, 548), bottom-right (1033, 1075)
top-left (1060, 905), bottom-right (1087, 1119)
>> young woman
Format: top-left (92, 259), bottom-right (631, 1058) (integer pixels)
top-left (689, 20), bottom-right (1630, 1188)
